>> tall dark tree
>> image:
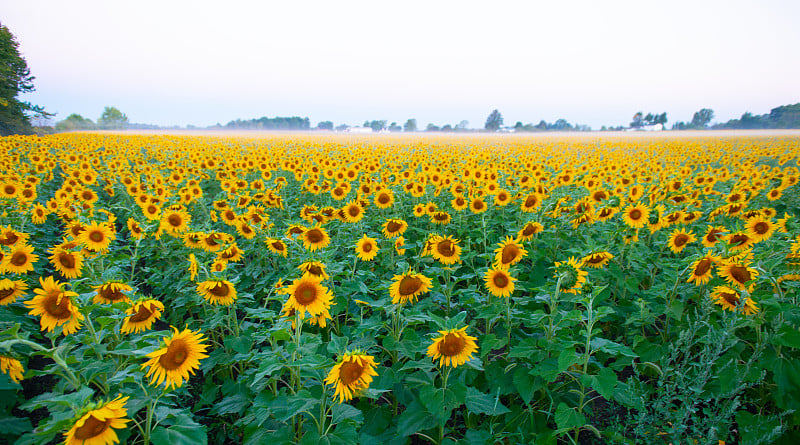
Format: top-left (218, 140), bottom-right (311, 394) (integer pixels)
top-left (1, 23), bottom-right (50, 135)
top-left (630, 112), bottom-right (644, 128)
top-left (485, 109), bottom-right (503, 131)
top-left (403, 118), bottom-right (417, 132)
top-left (97, 107), bottom-right (129, 130)
top-left (690, 108), bottom-right (714, 128)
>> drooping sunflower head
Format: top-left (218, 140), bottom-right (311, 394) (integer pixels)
top-left (121, 299), bottom-right (165, 334)
top-left (355, 235), bottom-right (379, 261)
top-left (141, 327), bottom-right (209, 389)
top-left (217, 243), bottom-right (245, 263)
top-left (382, 218), bottom-right (408, 238)
top-left (484, 266), bottom-right (516, 298)
top-left (127, 218), bottom-right (145, 240)
top-left (710, 285), bottom-right (758, 315)
top-left (63, 395), bottom-right (130, 445)
top-left (197, 279), bottom-right (238, 305)
top-left (265, 238), bottom-right (289, 257)
top-left (687, 254), bottom-right (720, 286)
top-left (324, 350), bottom-right (379, 403)
top-left (702, 225), bottom-right (727, 248)
top-left (0, 355), bottom-right (24, 383)
top-left (394, 236), bottom-right (406, 255)
top-left (298, 261), bottom-right (330, 280)
top-left (667, 229), bottom-right (696, 254)
top-left (93, 281), bottom-right (134, 305)
top-left (494, 236), bottom-right (527, 269)
top-left (430, 211), bottom-right (452, 225)
top-left (554, 257), bottom-right (588, 294)
top-left (389, 271), bottom-right (432, 305)
top-left (25, 276), bottom-right (83, 335)
top-left (580, 251), bottom-right (614, 269)
top-left (517, 221), bottom-right (544, 241)
top-left (426, 326), bottom-right (479, 368)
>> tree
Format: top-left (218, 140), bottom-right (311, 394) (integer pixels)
top-left (630, 112), bottom-right (644, 128)
top-left (455, 120), bottom-right (469, 131)
top-left (1, 23), bottom-right (50, 135)
top-left (485, 109), bottom-right (503, 131)
top-left (368, 120), bottom-right (387, 132)
top-left (55, 113), bottom-right (96, 131)
top-left (403, 118), bottom-right (417, 132)
top-left (690, 108), bottom-right (714, 128)
top-left (316, 121), bottom-right (333, 130)
top-left (425, 123), bottom-right (440, 132)
top-left (97, 107), bottom-right (129, 130)
top-left (388, 122), bottom-right (402, 132)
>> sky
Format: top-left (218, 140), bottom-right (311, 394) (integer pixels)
top-left (3, 0), bottom-right (800, 129)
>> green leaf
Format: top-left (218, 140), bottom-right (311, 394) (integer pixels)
top-left (331, 404), bottom-right (363, 425)
top-left (772, 325), bottom-right (800, 349)
top-left (513, 367), bottom-right (539, 404)
top-left (396, 404), bottom-right (436, 437)
top-left (0, 416), bottom-right (32, 435)
top-left (555, 402), bottom-right (586, 431)
top-left (151, 414), bottom-right (207, 445)
top-left (590, 367), bottom-right (617, 399)
top-left (465, 387), bottom-right (510, 416)
top-left (735, 410), bottom-right (783, 444)
top-left (557, 348), bottom-right (578, 373)
top-left (590, 338), bottom-right (637, 358)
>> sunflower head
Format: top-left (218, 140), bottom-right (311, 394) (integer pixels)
top-left (484, 266), bottom-right (516, 298)
top-left (324, 350), bottom-right (379, 403)
top-left (121, 299), bottom-right (165, 334)
top-left (554, 257), bottom-right (588, 294)
top-left (426, 326), bottom-right (479, 368)
top-left (93, 281), bottom-right (134, 305)
top-left (285, 275), bottom-right (333, 320)
top-left (580, 251), bottom-right (613, 269)
top-left (432, 235), bottom-right (462, 266)
top-left (389, 271), bottom-right (432, 305)
top-left (494, 236), bottom-right (527, 269)
top-left (197, 279), bottom-right (238, 305)
top-left (63, 395), bottom-right (130, 445)
top-left (141, 327), bottom-right (209, 389)
top-left (355, 235), bottom-right (379, 261)
top-left (0, 278), bottom-right (28, 306)
top-left (710, 285), bottom-right (758, 315)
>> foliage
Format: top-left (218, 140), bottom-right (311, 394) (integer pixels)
top-left (222, 115), bottom-right (310, 130)
top-left (485, 109), bottom-right (503, 131)
top-left (55, 113), bottom-right (97, 131)
top-left (97, 107), bottom-right (129, 130)
top-left (0, 23), bottom-right (49, 136)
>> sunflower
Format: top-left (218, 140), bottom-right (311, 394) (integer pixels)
top-left (141, 203), bottom-right (161, 221)
top-left (284, 274), bottom-right (333, 320)
top-left (394, 236), bottom-right (406, 255)
top-left (451, 195), bottom-right (468, 211)
top-left (264, 237), bottom-right (288, 257)
top-left (520, 193), bottom-right (542, 213)
top-left (724, 231), bottom-right (755, 252)
top-left (235, 220), bottom-right (257, 239)
top-left (687, 254), bottom-right (720, 286)
top-left (0, 243), bottom-right (38, 275)
top-left (554, 257), bottom-right (588, 294)
top-left (382, 218), bottom-right (408, 238)
top-left (469, 197), bottom-right (487, 214)
top-left (217, 243), bottom-right (245, 263)
top-left (745, 216), bottom-right (775, 243)
top-left (301, 226), bottom-right (331, 251)
top-left (141, 327), bottom-right (209, 389)
top-left (342, 200), bottom-right (365, 223)
top-left (494, 236), bottom-right (527, 269)
top-left (0, 227), bottom-right (29, 246)
top-left (432, 235), bottom-right (462, 266)
top-left (622, 204), bottom-right (649, 229)
top-left (710, 285), bottom-right (758, 315)
top-left (31, 203), bottom-right (49, 224)
top-left (517, 221), bottom-right (544, 241)
top-left (79, 221), bottom-right (116, 253)
top-left (702, 225), bottom-right (727, 248)
top-left (389, 271), bottom-right (432, 305)
top-left (0, 356), bottom-right (24, 383)
top-left (197, 279), bottom-right (238, 305)
top-left (494, 189), bottom-right (512, 206)
top-left (0, 278), bottom-right (27, 306)
top-left (413, 204), bottom-right (426, 217)
top-left (160, 209), bottom-right (191, 234)
top-left (121, 299), bottom-right (165, 334)
top-left (93, 281), bottom-right (134, 305)
top-left (201, 232), bottom-right (228, 252)
top-left (430, 211), bottom-right (452, 225)
top-left (127, 218), bottom-right (145, 240)
top-left (187, 253), bottom-right (199, 281)
top-left (355, 235), bottom-right (379, 261)
top-left (580, 251), bottom-right (613, 269)
top-left (25, 276), bottom-right (84, 335)
top-left (484, 266), bottom-right (516, 297)
top-left (324, 351), bottom-right (379, 403)
top-left (62, 394), bottom-right (130, 445)
top-left (298, 261), bottom-right (330, 280)
top-left (718, 260), bottom-right (759, 291)
top-left (426, 326), bottom-right (479, 368)
top-left (667, 229), bottom-right (696, 254)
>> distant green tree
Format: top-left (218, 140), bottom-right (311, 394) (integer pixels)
top-left (368, 120), bottom-right (387, 132)
top-left (97, 107), bottom-right (129, 129)
top-left (485, 109), bottom-right (503, 131)
top-left (1, 23), bottom-right (50, 135)
top-left (425, 123), bottom-right (440, 132)
top-left (690, 108), bottom-right (714, 128)
top-left (316, 121), bottom-right (333, 130)
top-left (403, 118), bottom-right (417, 132)
top-left (388, 122), bottom-right (402, 132)
top-left (455, 120), bottom-right (469, 131)
top-left (630, 112), bottom-right (644, 128)
top-left (55, 113), bottom-right (96, 131)
top-left (441, 124), bottom-right (453, 132)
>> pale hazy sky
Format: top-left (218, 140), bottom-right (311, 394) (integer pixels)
top-left (3, 0), bottom-right (799, 129)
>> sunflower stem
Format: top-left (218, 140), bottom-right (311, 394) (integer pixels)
top-left (129, 236), bottom-right (142, 282)
top-left (3, 337), bottom-right (81, 390)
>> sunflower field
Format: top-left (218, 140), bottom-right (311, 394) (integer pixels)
top-left (0, 133), bottom-right (799, 444)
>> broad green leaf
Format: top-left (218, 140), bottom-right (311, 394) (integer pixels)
top-left (465, 387), bottom-right (510, 416)
top-left (554, 402), bottom-right (586, 431)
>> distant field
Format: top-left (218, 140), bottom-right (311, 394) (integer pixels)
top-left (1, 133), bottom-right (798, 444)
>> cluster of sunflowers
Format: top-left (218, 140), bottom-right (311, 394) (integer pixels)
top-left (0, 132), bottom-right (798, 444)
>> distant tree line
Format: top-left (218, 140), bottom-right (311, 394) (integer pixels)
top-left (712, 103), bottom-right (800, 129)
top-left (220, 116), bottom-right (310, 130)
top-left (55, 107), bottom-right (130, 131)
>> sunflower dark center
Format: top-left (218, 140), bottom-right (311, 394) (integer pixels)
top-left (45, 293), bottom-right (71, 319)
top-left (586, 255), bottom-right (604, 264)
top-left (159, 339), bottom-right (189, 370)
top-left (437, 241), bottom-right (454, 257)
top-left (522, 225), bottom-right (536, 236)
top-left (339, 360), bottom-right (364, 386)
top-left (753, 222), bottom-right (769, 235)
top-left (129, 305), bottom-right (154, 322)
top-left (706, 230), bottom-right (722, 242)
top-left (1, 232), bottom-right (19, 245)
top-left (730, 234), bottom-right (749, 246)
top-left (0, 287), bottom-right (14, 298)
top-left (524, 196), bottom-right (538, 207)
top-left (439, 333), bottom-right (466, 357)
top-left (472, 200), bottom-right (484, 210)
top-left (209, 282), bottom-right (230, 297)
top-left (306, 229), bottom-right (323, 243)
top-left (673, 234), bottom-right (689, 247)
top-left (362, 243), bottom-right (373, 253)
top-left (721, 291), bottom-right (739, 305)
top-left (378, 193), bottom-right (390, 204)
top-left (493, 273), bottom-right (509, 288)
top-left (73, 415), bottom-right (111, 440)
top-left (4, 185), bottom-right (15, 195)
top-left (10, 252), bottom-right (28, 266)
top-left (387, 221), bottom-right (402, 232)
top-left (168, 214), bottom-right (182, 227)
top-left (348, 206), bottom-right (360, 217)
top-left (729, 266), bottom-right (751, 284)
top-left (434, 213), bottom-right (448, 221)
top-left (272, 242), bottom-right (285, 251)
top-left (295, 284), bottom-right (318, 305)
top-left (398, 276), bottom-right (422, 296)
top-left (629, 209), bottom-right (642, 220)
top-left (89, 231), bottom-right (104, 243)
top-left (100, 286), bottom-right (125, 301)
top-left (695, 259), bottom-right (712, 276)
top-left (501, 244), bottom-right (520, 265)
